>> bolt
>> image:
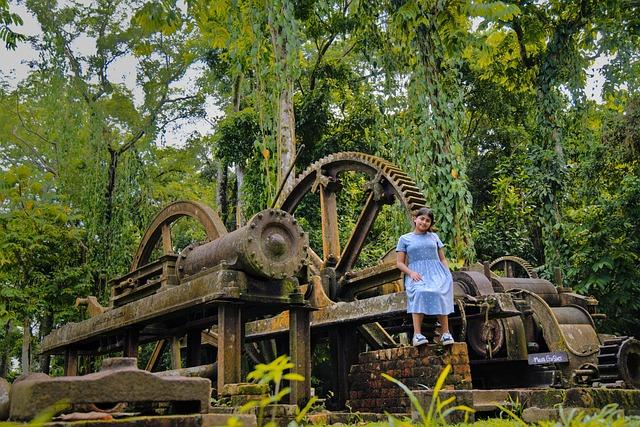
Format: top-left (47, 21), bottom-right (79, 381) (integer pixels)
top-left (292, 219), bottom-right (297, 225)
top-left (250, 223), bottom-right (256, 229)
top-left (258, 213), bottom-right (263, 220)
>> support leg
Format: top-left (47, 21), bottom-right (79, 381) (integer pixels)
top-left (217, 304), bottom-right (243, 394)
top-left (328, 325), bottom-right (358, 410)
top-left (186, 329), bottom-right (202, 367)
top-left (171, 336), bottom-right (182, 369)
top-left (289, 308), bottom-right (311, 406)
top-left (64, 348), bottom-right (78, 376)
top-left (123, 329), bottom-right (139, 359)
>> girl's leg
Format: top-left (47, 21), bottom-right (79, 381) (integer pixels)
top-left (412, 313), bottom-right (424, 335)
top-left (437, 315), bottom-right (449, 334)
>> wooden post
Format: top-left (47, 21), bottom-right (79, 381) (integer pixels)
top-left (64, 348), bottom-right (78, 376)
top-left (186, 329), bottom-right (202, 367)
top-left (328, 325), bottom-right (358, 410)
top-left (123, 329), bottom-right (139, 359)
top-left (171, 336), bottom-right (182, 370)
top-left (289, 307), bottom-right (311, 406)
top-left (217, 304), bottom-right (243, 393)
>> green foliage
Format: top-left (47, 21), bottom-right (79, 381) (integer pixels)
top-left (0, 0), bottom-right (26, 49)
top-left (233, 354), bottom-right (317, 427)
top-left (560, 97), bottom-right (640, 335)
top-left (382, 364), bottom-right (474, 425)
top-left (0, 165), bottom-right (90, 374)
top-left (540, 404), bottom-right (628, 427)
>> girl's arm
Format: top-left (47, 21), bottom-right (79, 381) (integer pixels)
top-left (397, 251), bottom-right (422, 281)
top-left (438, 248), bottom-right (450, 270)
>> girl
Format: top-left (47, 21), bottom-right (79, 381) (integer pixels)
top-left (396, 207), bottom-right (454, 346)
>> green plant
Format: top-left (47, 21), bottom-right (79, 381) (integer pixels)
top-left (542, 403), bottom-right (626, 427)
top-left (497, 395), bottom-right (525, 421)
top-left (1, 401), bottom-right (69, 426)
top-left (229, 354), bottom-right (317, 427)
top-left (382, 364), bottom-right (474, 426)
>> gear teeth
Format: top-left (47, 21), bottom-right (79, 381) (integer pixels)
top-left (489, 256), bottom-right (537, 279)
top-left (278, 151), bottom-right (427, 216)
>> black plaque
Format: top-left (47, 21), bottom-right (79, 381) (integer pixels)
top-left (528, 351), bottom-right (569, 365)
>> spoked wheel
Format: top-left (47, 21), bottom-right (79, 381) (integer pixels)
top-left (489, 256), bottom-right (538, 279)
top-left (278, 152), bottom-right (427, 302)
top-left (276, 152), bottom-right (428, 406)
top-left (134, 201), bottom-right (227, 371)
top-left (132, 200), bottom-right (227, 271)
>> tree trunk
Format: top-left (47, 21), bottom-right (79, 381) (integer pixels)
top-left (235, 164), bottom-right (245, 227)
top-left (21, 317), bottom-right (30, 376)
top-left (38, 311), bottom-right (54, 374)
top-left (0, 321), bottom-right (13, 378)
top-left (267, 4), bottom-right (297, 196)
top-left (105, 148), bottom-right (119, 225)
top-left (217, 162), bottom-right (228, 224)
top-left (277, 80), bottom-right (296, 193)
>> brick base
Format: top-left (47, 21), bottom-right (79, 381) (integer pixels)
top-left (347, 343), bottom-right (472, 413)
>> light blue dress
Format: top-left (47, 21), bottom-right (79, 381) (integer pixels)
top-left (396, 232), bottom-right (454, 315)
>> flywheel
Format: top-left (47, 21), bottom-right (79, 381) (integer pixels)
top-left (277, 152), bottom-right (427, 302)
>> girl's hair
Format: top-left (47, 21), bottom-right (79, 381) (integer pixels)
top-left (413, 207), bottom-right (436, 232)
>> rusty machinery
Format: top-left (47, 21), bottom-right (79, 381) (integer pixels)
top-left (39, 204), bottom-right (313, 411)
top-left (253, 152), bottom-right (640, 407)
top-left (37, 152), bottom-right (640, 415)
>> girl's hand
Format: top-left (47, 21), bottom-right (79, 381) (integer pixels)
top-left (408, 271), bottom-right (423, 282)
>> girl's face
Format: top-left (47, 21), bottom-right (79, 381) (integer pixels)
top-left (414, 214), bottom-right (431, 233)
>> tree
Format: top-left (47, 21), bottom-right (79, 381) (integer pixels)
top-left (0, 165), bottom-right (89, 375)
top-left (5, 0), bottom-right (204, 295)
top-left (0, 0), bottom-right (25, 49)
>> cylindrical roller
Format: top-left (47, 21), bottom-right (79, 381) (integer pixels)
top-left (551, 307), bottom-right (594, 325)
top-left (467, 319), bottom-right (505, 358)
top-left (453, 271), bottom-right (495, 296)
top-left (492, 277), bottom-right (560, 306)
top-left (177, 209), bottom-right (308, 280)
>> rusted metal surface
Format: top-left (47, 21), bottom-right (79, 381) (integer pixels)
top-left (111, 255), bottom-right (179, 308)
top-left (278, 152), bottom-right (427, 303)
top-left (510, 289), bottom-right (600, 385)
top-left (245, 292), bottom-right (409, 339)
top-left (9, 358), bottom-right (211, 421)
top-left (31, 152), bottom-right (639, 424)
top-left (156, 364), bottom-right (216, 380)
top-left (489, 256), bottom-right (538, 278)
top-left (131, 200), bottom-right (227, 271)
top-left (597, 337), bottom-right (640, 389)
top-left (178, 209), bottom-right (307, 280)
top-left (217, 304), bottom-right (242, 393)
top-left (493, 277), bottom-right (560, 305)
top-left (289, 308), bottom-right (311, 406)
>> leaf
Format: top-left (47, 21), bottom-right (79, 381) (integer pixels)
top-left (283, 373), bottom-right (304, 382)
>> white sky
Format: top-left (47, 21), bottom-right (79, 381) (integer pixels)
top-left (0, 2), bottom-right (220, 146)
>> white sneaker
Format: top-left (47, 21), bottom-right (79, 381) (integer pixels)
top-left (412, 333), bottom-right (428, 346)
top-left (441, 332), bottom-right (454, 346)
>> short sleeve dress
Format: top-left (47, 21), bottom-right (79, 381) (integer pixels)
top-left (396, 232), bottom-right (454, 315)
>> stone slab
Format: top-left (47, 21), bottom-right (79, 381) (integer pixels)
top-left (41, 413), bottom-right (255, 427)
top-left (0, 377), bottom-right (10, 420)
top-left (10, 358), bottom-right (211, 421)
